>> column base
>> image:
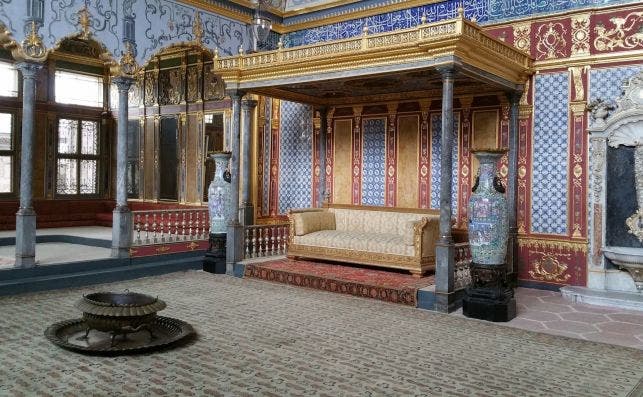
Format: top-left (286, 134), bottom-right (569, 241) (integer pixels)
top-left (462, 263), bottom-right (516, 322)
top-left (111, 208), bottom-right (132, 259)
top-left (15, 210), bottom-right (36, 268)
top-left (240, 203), bottom-right (255, 226)
top-left (226, 223), bottom-right (244, 275)
top-left (204, 233), bottom-right (227, 274)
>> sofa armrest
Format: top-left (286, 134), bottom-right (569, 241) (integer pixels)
top-left (414, 216), bottom-right (439, 259)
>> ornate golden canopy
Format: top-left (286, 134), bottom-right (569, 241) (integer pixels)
top-left (213, 11), bottom-right (533, 105)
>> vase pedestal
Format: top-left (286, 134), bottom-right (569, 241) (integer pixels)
top-left (462, 263), bottom-right (516, 322)
top-left (203, 233), bottom-right (227, 274)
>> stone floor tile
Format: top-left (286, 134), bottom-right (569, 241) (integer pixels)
top-left (607, 313), bottom-right (643, 325)
top-left (521, 302), bottom-right (575, 314)
top-left (536, 295), bottom-right (570, 305)
top-left (596, 321), bottom-right (643, 335)
top-left (559, 311), bottom-right (610, 324)
top-left (517, 310), bottom-right (561, 322)
top-left (571, 304), bottom-right (620, 314)
top-left (538, 328), bottom-right (584, 339)
top-left (544, 320), bottom-right (599, 334)
top-left (504, 318), bottom-right (547, 331)
top-left (581, 332), bottom-right (643, 348)
top-left (514, 288), bottom-right (557, 298)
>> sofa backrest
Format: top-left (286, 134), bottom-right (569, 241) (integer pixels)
top-left (291, 211), bottom-right (336, 235)
top-left (330, 208), bottom-right (432, 236)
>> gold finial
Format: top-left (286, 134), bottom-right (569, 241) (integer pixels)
top-left (21, 20), bottom-right (46, 60)
top-left (78, 5), bottom-right (91, 39)
top-left (238, 45), bottom-right (244, 55)
top-left (457, 7), bottom-right (464, 18)
top-left (213, 47), bottom-right (219, 59)
top-left (193, 12), bottom-right (203, 44)
top-left (119, 42), bottom-right (138, 76)
top-left (362, 24), bottom-right (369, 35)
top-left (277, 39), bottom-right (283, 50)
top-left (421, 13), bottom-right (427, 24)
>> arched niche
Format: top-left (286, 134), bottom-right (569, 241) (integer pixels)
top-left (588, 71), bottom-right (643, 293)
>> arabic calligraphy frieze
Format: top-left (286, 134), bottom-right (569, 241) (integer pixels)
top-left (283, 0), bottom-right (640, 47)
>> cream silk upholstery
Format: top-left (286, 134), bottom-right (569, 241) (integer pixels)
top-left (287, 206), bottom-right (439, 277)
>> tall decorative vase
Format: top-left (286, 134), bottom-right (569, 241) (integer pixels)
top-left (207, 152), bottom-right (232, 234)
top-left (468, 149), bottom-right (508, 265)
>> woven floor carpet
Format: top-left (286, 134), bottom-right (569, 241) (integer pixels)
top-left (0, 271), bottom-right (641, 396)
top-left (244, 259), bottom-right (434, 306)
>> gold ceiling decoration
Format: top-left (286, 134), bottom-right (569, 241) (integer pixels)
top-left (19, 21), bottom-right (47, 61)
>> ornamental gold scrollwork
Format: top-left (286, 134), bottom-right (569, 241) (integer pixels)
top-left (535, 22), bottom-right (567, 59)
top-left (571, 14), bottom-right (590, 56)
top-left (513, 23), bottom-right (531, 52)
top-left (594, 12), bottom-right (643, 51)
top-left (77, 5), bottom-right (92, 40)
top-left (192, 12), bottom-right (204, 44)
top-left (529, 252), bottom-right (572, 283)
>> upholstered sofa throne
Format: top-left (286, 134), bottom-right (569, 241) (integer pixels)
top-left (287, 205), bottom-right (440, 277)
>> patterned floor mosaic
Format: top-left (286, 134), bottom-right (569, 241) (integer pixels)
top-left (0, 271), bottom-right (642, 396)
top-left (245, 259), bottom-right (434, 306)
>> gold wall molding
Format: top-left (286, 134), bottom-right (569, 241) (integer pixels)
top-left (528, 252), bottom-right (572, 282)
top-left (518, 237), bottom-right (588, 253)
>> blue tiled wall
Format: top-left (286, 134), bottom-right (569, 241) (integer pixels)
top-left (361, 118), bottom-right (386, 206)
top-left (531, 72), bottom-right (569, 235)
top-left (278, 101), bottom-right (313, 214)
top-left (430, 114), bottom-right (459, 214)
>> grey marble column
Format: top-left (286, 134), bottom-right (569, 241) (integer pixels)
top-left (227, 91), bottom-right (244, 274)
top-left (318, 108), bottom-right (328, 207)
top-left (240, 99), bottom-right (257, 226)
top-left (111, 77), bottom-right (134, 258)
top-left (14, 62), bottom-right (42, 268)
top-left (434, 67), bottom-right (456, 312)
top-left (506, 91), bottom-right (521, 276)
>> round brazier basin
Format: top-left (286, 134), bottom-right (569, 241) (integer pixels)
top-left (75, 291), bottom-right (166, 337)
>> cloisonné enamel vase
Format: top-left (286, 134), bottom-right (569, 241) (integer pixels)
top-left (208, 152), bottom-right (232, 234)
top-left (468, 149), bottom-right (508, 265)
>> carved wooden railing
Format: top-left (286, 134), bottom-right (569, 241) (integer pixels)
top-left (454, 242), bottom-right (473, 290)
top-left (244, 223), bottom-right (290, 259)
top-left (132, 209), bottom-right (210, 246)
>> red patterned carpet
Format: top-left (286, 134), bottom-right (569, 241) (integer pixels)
top-left (244, 259), bottom-right (434, 306)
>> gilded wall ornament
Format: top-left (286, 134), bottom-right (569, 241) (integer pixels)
top-left (535, 22), bottom-right (567, 59)
top-left (571, 14), bottom-right (590, 56)
top-left (193, 12), bottom-right (204, 44)
top-left (21, 21), bottom-right (46, 60)
top-left (569, 66), bottom-right (585, 101)
top-left (186, 65), bottom-right (201, 102)
top-left (529, 253), bottom-right (571, 282)
top-left (513, 23), bottom-right (530, 52)
top-left (594, 12), bottom-right (643, 52)
top-left (204, 67), bottom-right (225, 101)
top-left (144, 70), bottom-right (157, 106)
top-left (77, 5), bottom-right (92, 40)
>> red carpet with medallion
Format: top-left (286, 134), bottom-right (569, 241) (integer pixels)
top-left (244, 259), bottom-right (434, 306)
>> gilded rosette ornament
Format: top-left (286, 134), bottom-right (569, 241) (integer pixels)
top-left (20, 21), bottom-right (46, 61)
top-left (111, 42), bottom-right (139, 78)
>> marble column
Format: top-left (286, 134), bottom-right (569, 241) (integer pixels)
top-left (226, 91), bottom-right (244, 275)
top-left (14, 62), bottom-right (42, 268)
top-left (240, 99), bottom-right (257, 226)
top-left (506, 91), bottom-right (521, 276)
top-left (318, 107), bottom-right (328, 206)
top-left (111, 76), bottom-right (134, 258)
top-left (434, 67), bottom-right (456, 312)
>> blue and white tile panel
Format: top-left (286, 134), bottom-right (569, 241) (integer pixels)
top-left (278, 101), bottom-right (314, 214)
top-left (361, 118), bottom-right (386, 206)
top-left (531, 72), bottom-right (569, 235)
top-left (430, 114), bottom-right (459, 217)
